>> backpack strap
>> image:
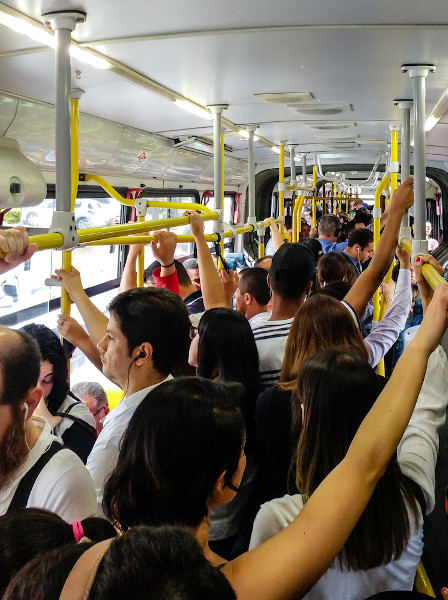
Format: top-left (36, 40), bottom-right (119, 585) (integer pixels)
top-left (54, 411), bottom-right (96, 440)
top-left (6, 440), bottom-right (64, 513)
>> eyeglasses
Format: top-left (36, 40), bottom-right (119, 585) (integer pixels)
top-left (189, 325), bottom-right (198, 340)
top-left (93, 406), bottom-right (106, 418)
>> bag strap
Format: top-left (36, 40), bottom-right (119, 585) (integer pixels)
top-left (54, 412), bottom-right (96, 440)
top-left (6, 440), bottom-right (63, 513)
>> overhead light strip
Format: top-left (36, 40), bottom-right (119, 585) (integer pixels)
top-left (0, 2), bottom-right (281, 150)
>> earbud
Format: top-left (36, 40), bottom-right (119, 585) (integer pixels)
top-left (136, 351), bottom-right (145, 360)
top-left (23, 401), bottom-right (29, 423)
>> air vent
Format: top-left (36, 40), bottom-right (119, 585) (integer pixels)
top-left (305, 121), bottom-right (356, 131)
top-left (253, 92), bottom-right (314, 104)
top-left (315, 134), bottom-right (358, 142)
top-left (357, 139), bottom-right (387, 145)
top-left (287, 103), bottom-right (353, 116)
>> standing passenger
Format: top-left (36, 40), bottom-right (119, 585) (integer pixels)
top-left (0, 328), bottom-right (96, 520)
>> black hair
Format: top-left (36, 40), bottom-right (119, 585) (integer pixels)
top-left (293, 349), bottom-right (419, 571)
top-left (107, 287), bottom-right (190, 377)
top-left (300, 238), bottom-right (323, 265)
top-left (284, 214), bottom-right (292, 230)
top-left (238, 268), bottom-right (270, 306)
top-left (353, 211), bottom-right (373, 227)
top-left (21, 323), bottom-right (69, 414)
top-left (91, 526), bottom-right (237, 600)
top-left (311, 280), bottom-right (352, 301)
top-left (103, 377), bottom-right (245, 531)
top-left (0, 508), bottom-right (117, 597)
top-left (347, 228), bottom-right (374, 249)
top-left (0, 328), bottom-right (41, 408)
top-left (3, 542), bottom-right (93, 600)
top-left (143, 259), bottom-right (192, 287)
top-left (197, 308), bottom-right (262, 452)
top-left (254, 255), bottom-right (273, 269)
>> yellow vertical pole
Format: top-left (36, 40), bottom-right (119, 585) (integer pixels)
top-left (312, 166), bottom-right (317, 229)
top-left (258, 239), bottom-right (265, 259)
top-left (279, 144), bottom-right (285, 233)
top-left (136, 212), bottom-right (145, 288)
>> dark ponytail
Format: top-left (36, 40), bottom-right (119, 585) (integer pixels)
top-left (0, 508), bottom-right (116, 597)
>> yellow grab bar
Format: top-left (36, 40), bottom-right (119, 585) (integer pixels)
top-left (400, 238), bottom-right (445, 290)
top-left (414, 561), bottom-right (436, 597)
top-left (146, 200), bottom-right (213, 213)
top-left (279, 144), bottom-right (285, 233)
top-left (292, 196), bottom-right (305, 242)
top-left (84, 174), bottom-right (135, 207)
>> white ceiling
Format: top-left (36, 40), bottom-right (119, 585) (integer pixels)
top-left (1, 0), bottom-right (448, 173)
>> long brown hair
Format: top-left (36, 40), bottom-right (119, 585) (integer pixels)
top-left (293, 349), bottom-right (419, 570)
top-left (279, 295), bottom-right (369, 391)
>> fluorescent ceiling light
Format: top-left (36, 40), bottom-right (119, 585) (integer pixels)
top-left (70, 46), bottom-right (110, 70)
top-left (272, 147), bottom-right (281, 154)
top-left (174, 100), bottom-right (213, 120)
top-left (0, 12), bottom-right (56, 47)
top-left (424, 114), bottom-right (439, 132)
top-left (239, 129), bottom-right (259, 141)
top-left (0, 8), bottom-right (110, 70)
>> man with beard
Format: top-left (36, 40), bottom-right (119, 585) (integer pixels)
top-left (0, 327), bottom-right (96, 520)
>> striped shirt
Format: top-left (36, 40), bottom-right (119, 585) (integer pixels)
top-left (251, 314), bottom-right (294, 387)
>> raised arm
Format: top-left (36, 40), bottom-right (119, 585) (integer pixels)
top-left (224, 281), bottom-right (448, 600)
top-left (119, 243), bottom-right (144, 293)
top-left (344, 178), bottom-right (414, 317)
top-left (266, 217), bottom-right (285, 252)
top-left (57, 314), bottom-right (103, 372)
top-left (54, 267), bottom-right (108, 345)
top-left (187, 211), bottom-right (227, 309)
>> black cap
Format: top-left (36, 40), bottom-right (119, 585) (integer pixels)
top-left (270, 243), bottom-right (316, 284)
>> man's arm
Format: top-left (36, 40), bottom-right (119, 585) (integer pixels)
top-left (119, 243), bottom-right (144, 293)
top-left (54, 267), bottom-right (108, 345)
top-left (187, 211), bottom-right (227, 309)
top-left (0, 226), bottom-right (38, 274)
top-left (266, 217), bottom-right (285, 252)
top-left (344, 178), bottom-right (414, 317)
top-left (57, 314), bottom-right (103, 371)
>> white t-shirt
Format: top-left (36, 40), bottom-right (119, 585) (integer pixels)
top-left (54, 395), bottom-right (96, 439)
top-left (87, 376), bottom-right (172, 515)
top-left (250, 313), bottom-right (294, 387)
top-left (250, 347), bottom-right (448, 599)
top-left (0, 417), bottom-right (97, 521)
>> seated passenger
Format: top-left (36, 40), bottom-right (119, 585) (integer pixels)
top-left (0, 328), bottom-right (96, 520)
top-left (101, 289), bottom-right (448, 600)
top-left (21, 324), bottom-right (96, 463)
top-left (0, 507), bottom-right (116, 597)
top-left (233, 267), bottom-right (271, 325)
top-left (426, 221), bottom-right (439, 252)
top-left (4, 525), bottom-right (237, 600)
top-left (250, 339), bottom-right (448, 598)
top-left (71, 381), bottom-right (109, 436)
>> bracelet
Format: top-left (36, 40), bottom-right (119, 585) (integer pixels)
top-left (161, 261), bottom-right (175, 268)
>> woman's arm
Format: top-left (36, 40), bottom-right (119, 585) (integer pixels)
top-left (57, 315), bottom-right (103, 372)
top-left (223, 281), bottom-right (448, 600)
top-left (266, 217), bottom-right (286, 252)
top-left (364, 267), bottom-right (412, 367)
top-left (119, 243), bottom-right (143, 293)
top-left (344, 178), bottom-right (414, 317)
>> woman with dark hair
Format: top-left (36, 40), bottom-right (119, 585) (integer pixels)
top-left (317, 251), bottom-right (357, 287)
top-left (0, 508), bottom-right (116, 597)
top-left (4, 526), bottom-right (237, 600)
top-left (250, 344), bottom-right (448, 596)
top-left (101, 289), bottom-right (448, 600)
top-left (21, 323), bottom-right (96, 463)
top-left (188, 308), bottom-right (263, 556)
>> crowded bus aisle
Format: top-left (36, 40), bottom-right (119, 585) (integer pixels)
top-left (1, 179), bottom-right (448, 599)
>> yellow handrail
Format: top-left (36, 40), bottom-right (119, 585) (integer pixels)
top-left (146, 200), bottom-right (213, 214)
top-left (136, 215), bottom-right (145, 287)
top-left (414, 562), bottom-right (436, 597)
top-left (400, 238), bottom-right (445, 290)
top-left (312, 166), bottom-right (317, 229)
top-left (84, 174), bottom-right (134, 207)
top-left (292, 196), bottom-right (305, 242)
